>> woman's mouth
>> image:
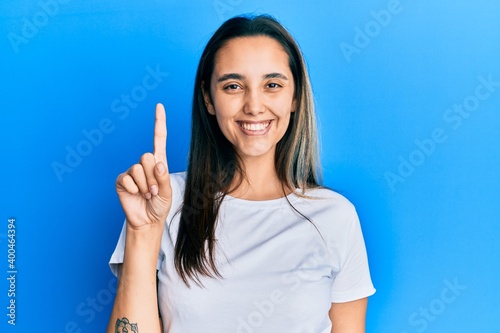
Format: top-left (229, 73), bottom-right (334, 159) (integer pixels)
top-left (236, 120), bottom-right (273, 135)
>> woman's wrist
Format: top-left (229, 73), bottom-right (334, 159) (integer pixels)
top-left (124, 224), bottom-right (164, 262)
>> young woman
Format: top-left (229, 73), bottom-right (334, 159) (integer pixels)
top-left (108, 15), bottom-right (375, 333)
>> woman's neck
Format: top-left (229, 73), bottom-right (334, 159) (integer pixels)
top-left (229, 154), bottom-right (290, 201)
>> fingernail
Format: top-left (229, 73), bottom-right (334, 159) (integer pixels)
top-left (145, 192), bottom-right (152, 200)
top-left (150, 185), bottom-right (159, 196)
top-left (157, 162), bottom-right (165, 175)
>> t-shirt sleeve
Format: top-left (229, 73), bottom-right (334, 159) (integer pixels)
top-left (108, 219), bottom-right (164, 277)
top-left (330, 209), bottom-right (376, 303)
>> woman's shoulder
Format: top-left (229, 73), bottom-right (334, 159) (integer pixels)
top-left (170, 171), bottom-right (187, 185)
top-left (294, 186), bottom-right (358, 227)
top-left (299, 186), bottom-right (355, 211)
top-left (169, 171), bottom-right (187, 200)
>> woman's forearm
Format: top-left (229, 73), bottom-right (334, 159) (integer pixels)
top-left (107, 226), bottom-right (163, 333)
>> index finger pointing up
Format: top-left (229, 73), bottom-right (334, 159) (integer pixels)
top-left (153, 103), bottom-right (167, 164)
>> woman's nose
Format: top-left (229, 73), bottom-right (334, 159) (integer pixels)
top-left (243, 89), bottom-right (265, 115)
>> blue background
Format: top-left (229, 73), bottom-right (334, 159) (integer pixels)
top-left (1, 1), bottom-right (499, 332)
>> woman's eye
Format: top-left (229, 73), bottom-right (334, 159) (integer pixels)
top-left (224, 84), bottom-right (240, 90)
top-left (267, 82), bottom-right (281, 89)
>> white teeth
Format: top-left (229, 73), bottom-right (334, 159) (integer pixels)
top-left (239, 121), bottom-right (271, 131)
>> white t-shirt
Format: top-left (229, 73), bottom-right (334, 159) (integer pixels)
top-left (110, 172), bottom-right (375, 333)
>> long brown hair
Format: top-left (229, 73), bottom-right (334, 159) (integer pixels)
top-left (175, 14), bottom-right (321, 286)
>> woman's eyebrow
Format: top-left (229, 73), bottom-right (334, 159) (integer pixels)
top-left (263, 72), bottom-right (288, 80)
top-left (216, 72), bottom-right (289, 83)
top-left (217, 73), bottom-right (245, 82)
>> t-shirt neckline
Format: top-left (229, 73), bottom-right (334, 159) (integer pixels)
top-left (222, 190), bottom-right (301, 208)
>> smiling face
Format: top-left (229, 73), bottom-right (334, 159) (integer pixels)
top-left (204, 36), bottom-right (296, 163)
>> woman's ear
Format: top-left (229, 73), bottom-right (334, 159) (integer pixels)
top-left (202, 81), bottom-right (215, 115)
top-left (291, 98), bottom-right (297, 113)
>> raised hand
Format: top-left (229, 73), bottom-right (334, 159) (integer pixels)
top-left (115, 103), bottom-right (172, 230)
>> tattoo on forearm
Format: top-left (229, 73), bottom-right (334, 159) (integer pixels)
top-left (115, 317), bottom-right (139, 333)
